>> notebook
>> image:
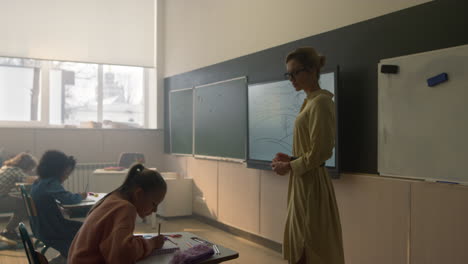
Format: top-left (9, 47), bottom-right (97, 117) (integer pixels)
top-left (139, 234), bottom-right (180, 255)
top-left (152, 241), bottom-right (180, 255)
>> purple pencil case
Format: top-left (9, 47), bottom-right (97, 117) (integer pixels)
top-left (169, 244), bottom-right (214, 264)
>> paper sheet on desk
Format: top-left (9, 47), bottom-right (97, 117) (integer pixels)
top-left (138, 234), bottom-right (180, 255)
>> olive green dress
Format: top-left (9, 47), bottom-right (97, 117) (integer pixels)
top-left (283, 89), bottom-right (345, 264)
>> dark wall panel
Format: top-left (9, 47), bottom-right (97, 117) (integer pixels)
top-left (164, 1), bottom-right (468, 173)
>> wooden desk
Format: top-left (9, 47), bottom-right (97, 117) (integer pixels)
top-left (137, 232), bottom-right (239, 264)
top-left (15, 182), bottom-right (33, 187)
top-left (90, 168), bottom-right (160, 193)
top-left (90, 169), bottom-right (128, 193)
top-left (58, 193), bottom-right (106, 218)
top-left (59, 193), bottom-right (107, 209)
top-left (9, 182), bottom-right (34, 198)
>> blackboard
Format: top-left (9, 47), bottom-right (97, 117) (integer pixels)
top-left (247, 69), bottom-right (339, 177)
top-left (194, 77), bottom-right (247, 160)
top-left (378, 44), bottom-right (468, 184)
top-left (169, 88), bottom-right (193, 155)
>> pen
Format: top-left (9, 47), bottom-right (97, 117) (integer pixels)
top-left (84, 183), bottom-right (89, 193)
top-left (165, 237), bottom-right (178, 245)
top-left (158, 223), bottom-right (161, 236)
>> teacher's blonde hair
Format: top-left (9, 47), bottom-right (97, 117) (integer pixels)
top-left (286, 47), bottom-right (326, 79)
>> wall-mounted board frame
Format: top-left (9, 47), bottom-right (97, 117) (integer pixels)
top-left (247, 67), bottom-right (340, 178)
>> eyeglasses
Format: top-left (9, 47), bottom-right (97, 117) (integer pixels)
top-left (284, 68), bottom-right (308, 80)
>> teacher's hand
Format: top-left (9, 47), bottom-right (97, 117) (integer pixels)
top-left (271, 161), bottom-right (291, 176)
top-left (273, 152), bottom-right (290, 163)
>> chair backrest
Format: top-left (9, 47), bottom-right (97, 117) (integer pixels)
top-left (19, 185), bottom-right (40, 236)
top-left (18, 222), bottom-right (41, 264)
top-left (117, 152), bottom-right (145, 168)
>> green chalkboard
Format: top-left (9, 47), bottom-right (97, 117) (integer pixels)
top-left (170, 88), bottom-right (193, 154)
top-left (194, 77), bottom-right (247, 160)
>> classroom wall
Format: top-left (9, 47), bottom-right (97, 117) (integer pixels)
top-left (161, 155), bottom-right (468, 264)
top-left (0, 0), bottom-right (154, 67)
top-left (0, 128), bottom-right (165, 169)
top-left (161, 0), bottom-right (430, 77)
top-left (158, 1), bottom-right (468, 264)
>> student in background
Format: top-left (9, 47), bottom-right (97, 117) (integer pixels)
top-left (271, 47), bottom-right (344, 264)
top-left (0, 152), bottom-right (37, 244)
top-left (31, 150), bottom-right (86, 263)
top-left (68, 164), bottom-right (166, 264)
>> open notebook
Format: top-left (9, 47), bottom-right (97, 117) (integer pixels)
top-left (152, 241), bottom-right (180, 255)
top-left (140, 234), bottom-right (180, 255)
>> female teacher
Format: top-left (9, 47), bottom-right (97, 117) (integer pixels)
top-left (271, 47), bottom-right (344, 264)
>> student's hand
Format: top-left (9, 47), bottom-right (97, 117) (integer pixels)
top-left (80, 192), bottom-right (88, 199)
top-left (273, 152), bottom-right (290, 163)
top-left (271, 161), bottom-right (291, 176)
top-left (151, 235), bottom-right (165, 249)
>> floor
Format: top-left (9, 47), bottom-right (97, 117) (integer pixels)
top-left (0, 216), bottom-right (287, 264)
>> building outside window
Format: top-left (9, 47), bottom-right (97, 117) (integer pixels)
top-left (0, 56), bottom-right (151, 129)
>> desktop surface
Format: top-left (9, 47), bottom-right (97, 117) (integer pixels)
top-left (137, 232), bottom-right (239, 264)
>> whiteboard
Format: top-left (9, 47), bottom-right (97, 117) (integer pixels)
top-left (378, 44), bottom-right (468, 184)
top-left (248, 71), bottom-right (337, 167)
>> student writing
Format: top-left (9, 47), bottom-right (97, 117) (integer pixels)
top-left (31, 150), bottom-right (86, 263)
top-left (0, 152), bottom-right (37, 244)
top-left (68, 164), bottom-right (167, 264)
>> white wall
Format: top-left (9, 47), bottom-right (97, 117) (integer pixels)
top-left (161, 0), bottom-right (430, 77)
top-left (0, 0), bottom-right (155, 67)
top-left (0, 128), bottom-right (165, 168)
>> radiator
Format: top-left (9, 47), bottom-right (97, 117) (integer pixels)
top-left (64, 162), bottom-right (117, 193)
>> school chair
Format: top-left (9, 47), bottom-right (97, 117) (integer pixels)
top-left (19, 185), bottom-right (50, 255)
top-left (18, 222), bottom-right (49, 264)
top-left (117, 152), bottom-right (146, 168)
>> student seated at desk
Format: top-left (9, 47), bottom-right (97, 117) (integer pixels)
top-left (0, 152), bottom-right (37, 244)
top-left (31, 150), bottom-right (87, 263)
top-left (68, 164), bottom-right (167, 264)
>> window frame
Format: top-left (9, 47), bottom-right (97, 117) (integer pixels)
top-left (0, 57), bottom-right (153, 129)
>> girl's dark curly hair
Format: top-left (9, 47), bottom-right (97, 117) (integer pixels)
top-left (36, 150), bottom-right (76, 179)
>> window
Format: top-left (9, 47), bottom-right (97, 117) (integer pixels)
top-left (0, 56), bottom-right (151, 128)
top-left (50, 62), bottom-right (99, 125)
top-left (103, 65), bottom-right (144, 126)
top-left (0, 58), bottom-right (41, 122)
